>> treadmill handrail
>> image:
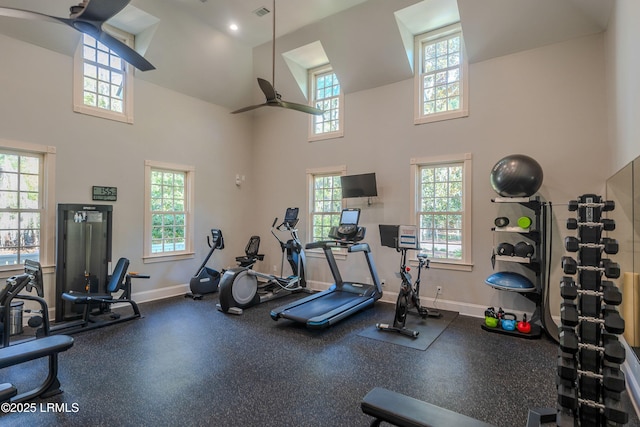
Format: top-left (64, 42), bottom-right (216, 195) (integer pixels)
top-left (305, 240), bottom-right (363, 250)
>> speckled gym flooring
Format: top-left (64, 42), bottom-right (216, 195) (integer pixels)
top-left (1, 294), bottom-right (639, 427)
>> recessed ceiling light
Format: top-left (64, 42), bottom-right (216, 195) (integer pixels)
top-left (229, 23), bottom-right (239, 31)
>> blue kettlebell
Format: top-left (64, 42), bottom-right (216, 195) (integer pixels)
top-left (501, 313), bottom-right (517, 331)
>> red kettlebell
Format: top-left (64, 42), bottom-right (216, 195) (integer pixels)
top-left (517, 314), bottom-right (531, 334)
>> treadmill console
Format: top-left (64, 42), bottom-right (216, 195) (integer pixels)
top-left (329, 208), bottom-right (365, 242)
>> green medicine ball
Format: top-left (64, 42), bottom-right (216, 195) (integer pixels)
top-left (517, 216), bottom-right (532, 229)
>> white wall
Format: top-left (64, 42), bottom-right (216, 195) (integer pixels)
top-left (250, 33), bottom-right (608, 317)
top-left (605, 0), bottom-right (640, 174)
top-left (0, 33), bottom-right (256, 307)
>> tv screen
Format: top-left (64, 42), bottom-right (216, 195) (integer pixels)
top-left (340, 173), bottom-right (377, 198)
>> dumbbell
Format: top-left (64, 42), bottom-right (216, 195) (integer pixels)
top-left (602, 281), bottom-right (622, 306)
top-left (601, 259), bottom-right (621, 278)
top-left (557, 356), bottom-right (577, 381)
top-left (560, 303), bottom-right (578, 327)
top-left (560, 276), bottom-right (577, 300)
top-left (566, 217), bottom-right (615, 231)
top-left (560, 329), bottom-right (579, 354)
top-left (604, 397), bottom-right (628, 424)
top-left (601, 237), bottom-right (619, 254)
top-left (603, 308), bottom-right (625, 334)
top-left (557, 383), bottom-right (578, 410)
top-left (603, 366), bottom-right (626, 393)
top-left (562, 256), bottom-right (577, 275)
top-left (568, 199), bottom-right (615, 212)
top-left (604, 339), bottom-right (626, 364)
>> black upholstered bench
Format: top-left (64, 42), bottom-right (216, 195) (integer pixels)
top-left (361, 387), bottom-right (496, 427)
top-left (0, 335), bottom-right (74, 402)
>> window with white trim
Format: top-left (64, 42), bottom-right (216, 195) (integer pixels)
top-left (411, 154), bottom-right (472, 270)
top-left (144, 161), bottom-right (194, 262)
top-left (307, 166), bottom-right (346, 242)
top-left (73, 28), bottom-right (134, 123)
top-left (0, 140), bottom-right (56, 270)
top-left (309, 65), bottom-right (344, 141)
top-left (414, 23), bottom-right (468, 124)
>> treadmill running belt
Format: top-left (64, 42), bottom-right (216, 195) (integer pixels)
top-left (279, 291), bottom-right (370, 323)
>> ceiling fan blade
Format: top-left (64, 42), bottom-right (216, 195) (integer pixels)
top-left (97, 31), bottom-right (155, 71)
top-left (0, 2), bottom-right (155, 72)
top-left (257, 78), bottom-right (277, 102)
top-left (280, 101), bottom-right (325, 115)
top-left (73, 0), bottom-right (130, 22)
top-left (231, 103), bottom-right (268, 114)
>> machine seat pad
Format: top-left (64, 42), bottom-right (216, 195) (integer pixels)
top-left (0, 335), bottom-right (74, 369)
top-left (62, 291), bottom-right (114, 304)
top-left (361, 387), bottom-right (495, 427)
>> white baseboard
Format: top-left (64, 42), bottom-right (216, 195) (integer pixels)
top-left (306, 280), bottom-right (488, 319)
top-left (132, 283), bottom-right (190, 303)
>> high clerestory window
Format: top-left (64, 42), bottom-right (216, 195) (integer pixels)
top-left (73, 28), bottom-right (134, 123)
top-left (414, 23), bottom-right (468, 124)
top-left (309, 65), bottom-right (344, 141)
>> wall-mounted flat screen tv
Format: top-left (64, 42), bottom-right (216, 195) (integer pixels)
top-left (340, 173), bottom-right (377, 198)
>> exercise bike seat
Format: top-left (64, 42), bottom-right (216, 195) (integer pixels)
top-left (235, 235), bottom-right (264, 268)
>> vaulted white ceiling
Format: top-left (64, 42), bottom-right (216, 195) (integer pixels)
top-left (0, 0), bottom-right (613, 112)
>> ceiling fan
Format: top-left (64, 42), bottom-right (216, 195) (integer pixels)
top-left (232, 0), bottom-right (323, 115)
top-left (0, 0), bottom-right (155, 71)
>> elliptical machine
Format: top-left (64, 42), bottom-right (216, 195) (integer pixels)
top-left (217, 208), bottom-right (306, 315)
top-left (185, 229), bottom-right (224, 300)
top-left (376, 225), bottom-right (441, 338)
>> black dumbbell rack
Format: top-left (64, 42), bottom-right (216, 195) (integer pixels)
top-left (558, 194), bottom-right (628, 426)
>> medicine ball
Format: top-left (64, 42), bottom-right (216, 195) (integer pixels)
top-left (489, 154), bottom-right (544, 197)
top-left (497, 242), bottom-right (514, 256)
top-left (514, 241), bottom-right (534, 258)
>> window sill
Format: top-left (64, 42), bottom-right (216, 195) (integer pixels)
top-left (143, 252), bottom-right (195, 264)
top-left (305, 248), bottom-right (347, 261)
top-left (414, 109), bottom-right (468, 125)
top-left (409, 259), bottom-right (473, 272)
top-left (308, 131), bottom-right (344, 143)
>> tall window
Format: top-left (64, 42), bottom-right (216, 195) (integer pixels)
top-left (144, 161), bottom-right (194, 262)
top-left (0, 141), bottom-right (56, 270)
top-left (414, 23), bottom-right (468, 125)
top-left (411, 154), bottom-right (472, 270)
top-left (307, 166), bottom-right (346, 242)
top-left (309, 65), bottom-right (344, 141)
top-left (74, 28), bottom-right (134, 123)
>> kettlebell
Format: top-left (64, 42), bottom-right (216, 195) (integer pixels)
top-left (514, 241), bottom-right (534, 258)
top-left (517, 314), bottom-right (531, 334)
top-left (496, 242), bottom-right (514, 256)
top-left (484, 307), bottom-right (499, 328)
top-left (501, 313), bottom-right (517, 331)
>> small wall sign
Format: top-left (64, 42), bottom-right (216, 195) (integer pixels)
top-left (92, 186), bottom-right (117, 201)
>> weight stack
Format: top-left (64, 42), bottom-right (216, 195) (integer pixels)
top-left (558, 194), bottom-right (628, 426)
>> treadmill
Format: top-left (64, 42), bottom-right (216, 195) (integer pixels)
top-left (270, 208), bottom-right (383, 329)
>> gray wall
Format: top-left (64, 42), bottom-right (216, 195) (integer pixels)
top-left (250, 32), bottom-right (608, 317)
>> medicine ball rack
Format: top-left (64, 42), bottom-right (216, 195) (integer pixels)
top-left (556, 194), bottom-right (628, 426)
top-left (483, 196), bottom-right (557, 341)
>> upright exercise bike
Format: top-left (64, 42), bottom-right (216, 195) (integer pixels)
top-left (376, 225), bottom-right (441, 338)
top-left (217, 208), bottom-right (306, 315)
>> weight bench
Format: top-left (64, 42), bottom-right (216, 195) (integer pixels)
top-left (361, 387), bottom-right (496, 427)
top-left (0, 335), bottom-right (74, 402)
